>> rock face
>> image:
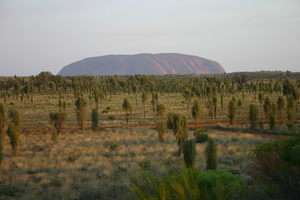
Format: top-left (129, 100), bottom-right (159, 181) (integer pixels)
top-left (58, 53), bottom-right (225, 76)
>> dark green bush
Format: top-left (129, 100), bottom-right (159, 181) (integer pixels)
top-left (250, 135), bottom-right (300, 199)
top-left (205, 138), bottom-right (217, 170)
top-left (137, 158), bottom-right (151, 171)
top-left (183, 139), bottom-right (196, 168)
top-left (0, 183), bottom-right (26, 197)
top-left (129, 168), bottom-right (246, 200)
top-left (91, 108), bottom-right (98, 132)
top-left (198, 169), bottom-right (246, 200)
top-left (195, 133), bottom-right (209, 143)
top-left (108, 141), bottom-right (118, 150)
top-left (194, 128), bottom-right (209, 143)
top-left (108, 115), bottom-right (116, 120)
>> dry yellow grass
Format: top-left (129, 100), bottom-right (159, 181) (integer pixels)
top-left (0, 125), bottom-right (272, 199)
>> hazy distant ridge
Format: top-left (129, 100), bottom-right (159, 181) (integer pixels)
top-left (58, 53), bottom-right (225, 76)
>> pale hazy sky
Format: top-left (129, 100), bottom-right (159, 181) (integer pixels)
top-left (1, 0), bottom-right (300, 76)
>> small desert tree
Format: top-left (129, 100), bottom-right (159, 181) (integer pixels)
top-left (183, 139), bottom-right (196, 168)
top-left (49, 112), bottom-right (66, 135)
top-left (91, 109), bottom-right (99, 132)
top-left (0, 141), bottom-right (3, 169)
top-left (75, 97), bottom-right (87, 130)
top-left (286, 95), bottom-right (296, 128)
top-left (249, 104), bottom-right (258, 130)
top-left (269, 102), bottom-right (276, 130)
top-left (122, 98), bottom-right (132, 124)
top-left (49, 81), bottom-right (55, 98)
top-left (208, 98), bottom-right (214, 120)
top-left (150, 93), bottom-right (156, 116)
top-left (7, 123), bottom-right (19, 156)
top-left (191, 99), bottom-right (201, 130)
top-left (221, 93), bottom-right (224, 110)
top-left (237, 99), bottom-right (242, 114)
top-left (167, 112), bottom-right (188, 155)
top-left (277, 95), bottom-right (285, 122)
top-left (0, 102), bottom-right (5, 145)
top-left (212, 96), bottom-right (217, 119)
top-left (9, 109), bottom-right (21, 135)
top-left (141, 92), bottom-right (147, 117)
top-left (263, 96), bottom-right (272, 122)
top-left (258, 92), bottom-right (264, 115)
top-left (228, 99), bottom-right (236, 125)
top-left (94, 90), bottom-right (100, 111)
top-left (156, 103), bottom-right (167, 142)
top-left (205, 138), bottom-right (217, 170)
top-left (51, 127), bottom-right (58, 141)
top-left (183, 89), bottom-right (192, 110)
top-left (132, 84), bottom-right (139, 105)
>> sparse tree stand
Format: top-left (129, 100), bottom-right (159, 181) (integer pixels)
top-left (91, 109), bottom-right (99, 132)
top-left (183, 139), bottom-right (196, 168)
top-left (191, 99), bottom-right (201, 130)
top-left (122, 98), bottom-right (132, 124)
top-left (167, 112), bottom-right (188, 156)
top-left (228, 99), bottom-right (236, 126)
top-left (75, 97), bottom-right (87, 131)
top-left (7, 124), bottom-right (19, 156)
top-left (49, 112), bottom-right (66, 135)
top-left (249, 104), bottom-right (258, 130)
top-left (156, 103), bottom-right (167, 142)
top-left (205, 138), bottom-right (217, 170)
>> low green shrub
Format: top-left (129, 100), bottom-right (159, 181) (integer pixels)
top-left (108, 141), bottom-right (118, 150)
top-left (137, 158), bottom-right (151, 171)
top-left (195, 133), bottom-right (209, 143)
top-left (129, 168), bottom-right (246, 200)
top-left (194, 128), bottom-right (209, 143)
top-left (108, 115), bottom-right (116, 120)
top-left (48, 177), bottom-right (65, 187)
top-left (0, 183), bottom-right (26, 197)
top-left (198, 169), bottom-right (246, 200)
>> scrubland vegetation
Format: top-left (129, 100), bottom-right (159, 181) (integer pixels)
top-left (0, 71), bottom-right (299, 199)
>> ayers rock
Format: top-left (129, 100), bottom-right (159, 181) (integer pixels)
top-left (58, 53), bottom-right (225, 76)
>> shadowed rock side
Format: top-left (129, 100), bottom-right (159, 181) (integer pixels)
top-left (58, 53), bottom-right (225, 76)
